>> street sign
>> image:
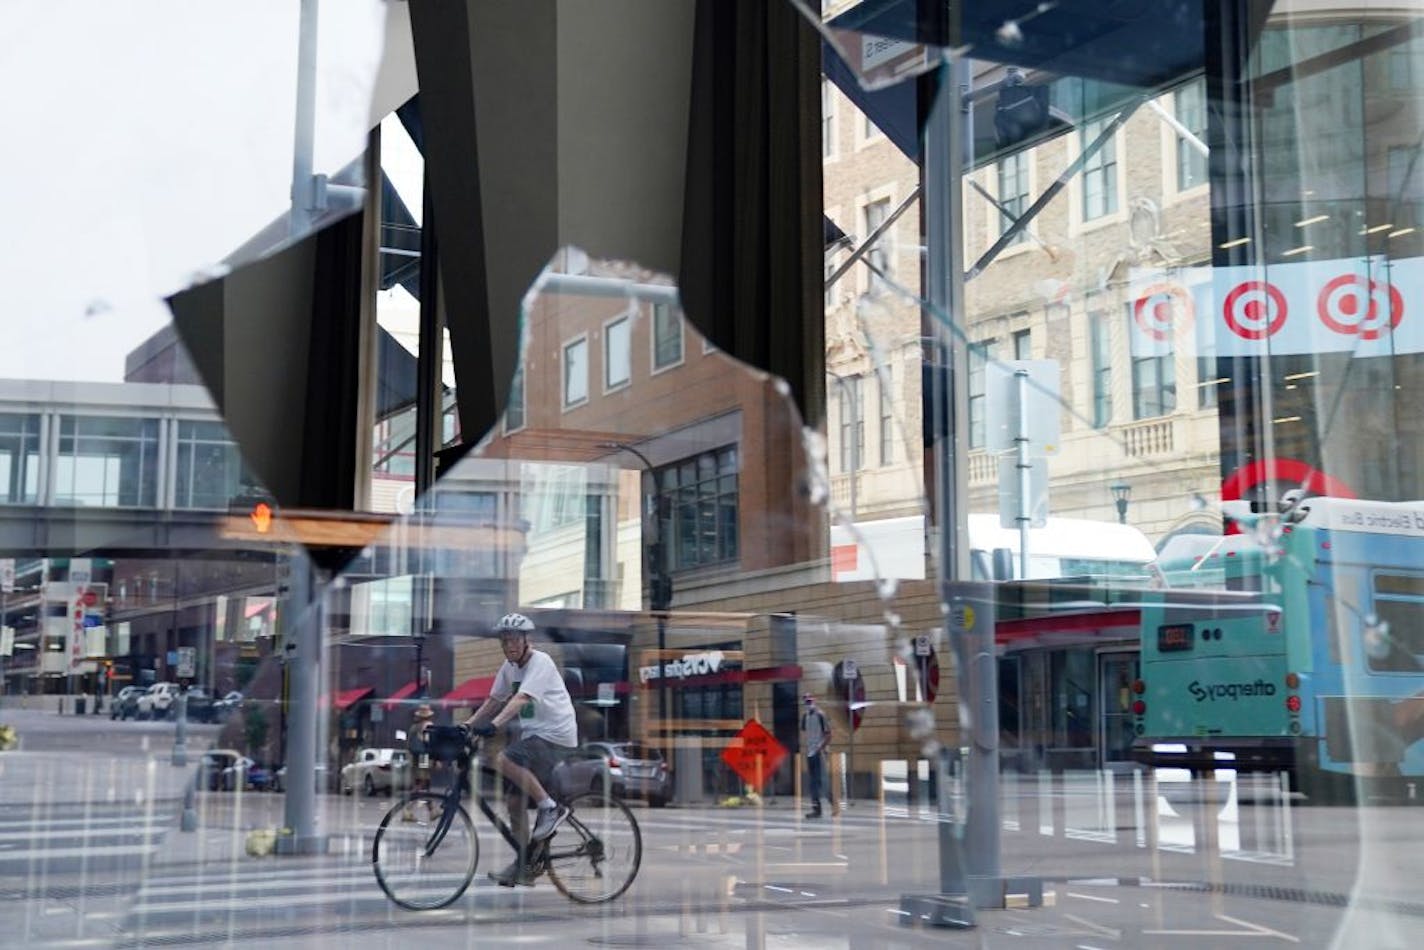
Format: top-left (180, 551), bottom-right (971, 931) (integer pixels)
top-left (842, 658), bottom-right (859, 680)
top-left (719, 720), bottom-right (787, 791)
top-left (917, 648), bottom-right (940, 703)
top-left (914, 634), bottom-right (932, 657)
top-left (984, 360), bottom-right (1061, 455)
top-left (176, 647), bottom-right (197, 679)
top-left (68, 558), bottom-right (92, 587)
top-left (0, 558), bottom-right (13, 593)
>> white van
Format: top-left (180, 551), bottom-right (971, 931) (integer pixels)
top-left (830, 513), bottom-right (1158, 583)
top-left (967, 513), bottom-right (1158, 581)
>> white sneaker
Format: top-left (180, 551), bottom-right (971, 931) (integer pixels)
top-left (530, 803), bottom-right (569, 841)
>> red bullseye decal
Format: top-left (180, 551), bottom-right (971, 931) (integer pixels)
top-left (1316, 274), bottom-right (1402, 341)
top-left (1222, 280), bottom-right (1288, 340)
top-left (1133, 282), bottom-right (1193, 342)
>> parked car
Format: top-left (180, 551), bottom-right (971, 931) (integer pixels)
top-left (551, 746), bottom-right (613, 799)
top-left (182, 686), bottom-right (218, 723)
top-left (581, 741), bottom-right (670, 806)
top-left (199, 749), bottom-right (253, 791)
top-left (135, 682), bottom-right (180, 720)
top-left (246, 762), bottom-right (283, 792)
top-left (211, 691), bottom-right (244, 722)
top-left (340, 748), bottom-right (411, 796)
top-left (110, 686), bottom-right (144, 720)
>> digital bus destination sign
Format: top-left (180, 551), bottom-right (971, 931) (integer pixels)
top-left (1157, 623), bottom-right (1196, 653)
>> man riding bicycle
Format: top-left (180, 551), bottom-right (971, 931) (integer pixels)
top-left (463, 612), bottom-right (578, 887)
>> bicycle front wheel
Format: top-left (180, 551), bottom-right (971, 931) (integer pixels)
top-left (372, 792), bottom-right (480, 910)
top-left (545, 792), bottom-right (642, 903)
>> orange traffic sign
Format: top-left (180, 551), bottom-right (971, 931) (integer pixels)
top-left (719, 719), bottom-right (787, 791)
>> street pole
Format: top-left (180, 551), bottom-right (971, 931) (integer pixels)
top-left (599, 442), bottom-right (672, 733)
top-left (280, 559), bottom-right (323, 854)
top-left (171, 689), bottom-right (188, 766)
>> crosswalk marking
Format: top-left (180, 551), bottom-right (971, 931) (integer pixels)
top-left (0, 844), bottom-right (161, 861)
top-left (0, 815), bottom-right (167, 831)
top-left (0, 827), bottom-right (164, 843)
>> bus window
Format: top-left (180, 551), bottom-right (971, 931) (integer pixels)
top-left (1367, 595), bottom-right (1424, 673)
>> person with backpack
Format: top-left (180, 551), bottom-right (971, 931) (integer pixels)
top-left (800, 692), bottom-right (833, 819)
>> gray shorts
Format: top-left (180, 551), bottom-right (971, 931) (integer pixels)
top-left (501, 735), bottom-right (571, 798)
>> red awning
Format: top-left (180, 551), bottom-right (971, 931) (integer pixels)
top-left (444, 675), bottom-right (498, 705)
top-left (333, 686), bottom-right (374, 710)
top-left (383, 680), bottom-right (420, 712)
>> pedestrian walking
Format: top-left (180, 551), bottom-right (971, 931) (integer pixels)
top-left (801, 693), bottom-right (832, 818)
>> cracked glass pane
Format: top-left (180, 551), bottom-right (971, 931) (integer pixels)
top-left (0, 4), bottom-right (396, 943)
top-left (323, 246), bottom-right (970, 933)
top-left (811, 0), bottom-right (1424, 944)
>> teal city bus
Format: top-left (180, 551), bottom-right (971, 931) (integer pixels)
top-left (1131, 497), bottom-right (1424, 799)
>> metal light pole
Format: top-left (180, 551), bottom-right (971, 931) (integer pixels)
top-left (598, 442), bottom-right (672, 734)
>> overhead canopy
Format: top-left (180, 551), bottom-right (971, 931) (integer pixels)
top-left (823, 0), bottom-right (1215, 166)
top-left (333, 686), bottom-right (374, 711)
top-left (444, 676), bottom-right (498, 706)
top-left (382, 680), bottom-right (420, 712)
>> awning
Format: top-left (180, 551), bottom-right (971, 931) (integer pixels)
top-left (383, 680), bottom-right (420, 712)
top-left (444, 675), bottom-right (498, 706)
top-left (333, 686), bottom-right (374, 711)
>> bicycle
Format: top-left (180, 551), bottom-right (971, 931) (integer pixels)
top-left (371, 724), bottom-right (643, 911)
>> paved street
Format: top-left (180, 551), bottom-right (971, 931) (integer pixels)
top-left (2, 708), bottom-right (1424, 948)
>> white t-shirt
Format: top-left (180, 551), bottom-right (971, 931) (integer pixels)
top-left (491, 648), bottom-right (578, 748)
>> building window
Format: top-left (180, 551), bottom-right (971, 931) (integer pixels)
top-left (968, 340), bottom-right (997, 449)
top-left (997, 152), bottom-right (1031, 245)
top-left (1131, 304), bottom-right (1176, 419)
top-left (1197, 358), bottom-right (1220, 409)
top-left (604, 316), bottom-right (631, 390)
top-left (174, 420), bottom-right (254, 510)
top-left (505, 365), bottom-right (526, 433)
top-left (864, 197), bottom-right (892, 293)
top-left (836, 376), bottom-right (864, 473)
top-left (563, 337), bottom-right (588, 408)
top-left (0, 413), bottom-right (41, 505)
top-left (1174, 80), bottom-right (1208, 191)
top-left (54, 415), bottom-right (161, 508)
top-left (1081, 116), bottom-right (1119, 220)
top-left (1012, 328), bottom-right (1032, 361)
top-left (1091, 313), bottom-right (1112, 428)
top-left (879, 366), bottom-right (895, 466)
top-left (654, 446), bottom-right (739, 571)
top-left (821, 79), bottom-right (836, 158)
top-left (523, 463), bottom-right (588, 536)
top-left (652, 303), bottom-right (683, 370)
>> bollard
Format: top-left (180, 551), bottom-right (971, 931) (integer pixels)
top-left (180, 770), bottom-right (199, 832)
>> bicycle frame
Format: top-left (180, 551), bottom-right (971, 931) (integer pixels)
top-left (423, 736), bottom-right (583, 868)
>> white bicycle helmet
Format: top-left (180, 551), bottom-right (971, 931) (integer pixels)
top-left (494, 612), bottom-right (535, 634)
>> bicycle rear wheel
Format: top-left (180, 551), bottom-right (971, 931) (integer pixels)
top-left (372, 792), bottom-right (480, 910)
top-left (545, 792), bottom-right (642, 903)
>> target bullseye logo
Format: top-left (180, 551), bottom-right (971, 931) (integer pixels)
top-left (1222, 280), bottom-right (1288, 340)
top-left (1133, 282), bottom-right (1193, 342)
top-left (1316, 274), bottom-right (1402, 340)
